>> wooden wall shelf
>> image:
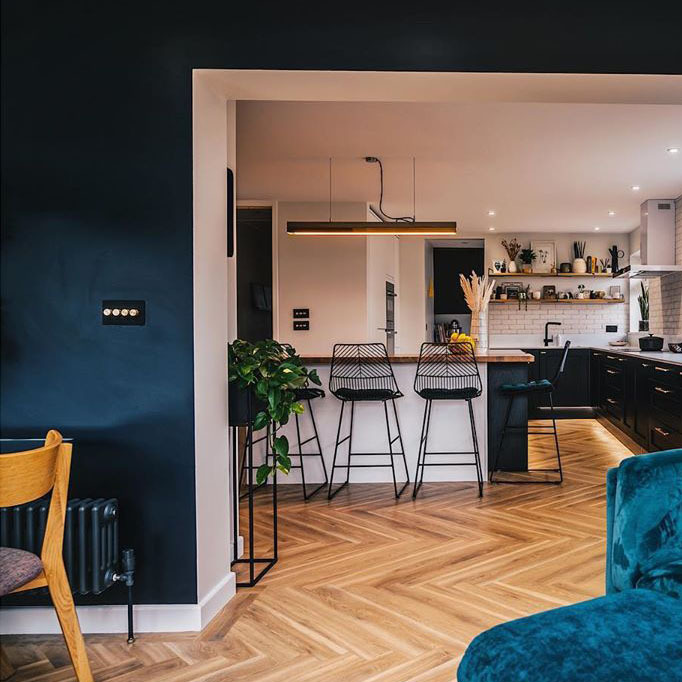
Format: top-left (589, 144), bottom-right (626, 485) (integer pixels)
top-left (491, 298), bottom-right (623, 305)
top-left (492, 272), bottom-right (613, 278)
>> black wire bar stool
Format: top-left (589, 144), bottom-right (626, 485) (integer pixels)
top-left (327, 343), bottom-right (410, 499)
top-left (489, 341), bottom-right (570, 485)
top-left (412, 342), bottom-right (484, 498)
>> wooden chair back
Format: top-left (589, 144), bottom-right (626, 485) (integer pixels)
top-left (0, 429), bottom-right (72, 562)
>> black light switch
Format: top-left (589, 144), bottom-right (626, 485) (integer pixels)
top-left (293, 308), bottom-right (309, 318)
top-left (102, 300), bottom-right (146, 325)
top-left (293, 320), bottom-right (309, 331)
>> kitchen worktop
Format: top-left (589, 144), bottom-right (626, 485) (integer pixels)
top-left (491, 345), bottom-right (682, 367)
top-left (302, 349), bottom-right (534, 364)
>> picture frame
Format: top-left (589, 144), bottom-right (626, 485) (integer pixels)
top-left (504, 283), bottom-right (523, 299)
top-left (542, 285), bottom-right (557, 300)
top-left (531, 240), bottom-right (556, 273)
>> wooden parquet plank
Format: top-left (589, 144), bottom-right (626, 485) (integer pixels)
top-left (2, 419), bottom-right (633, 681)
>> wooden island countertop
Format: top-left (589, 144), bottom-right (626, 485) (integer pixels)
top-left (301, 349), bottom-right (534, 364)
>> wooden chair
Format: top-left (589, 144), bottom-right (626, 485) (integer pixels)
top-left (0, 430), bottom-right (94, 682)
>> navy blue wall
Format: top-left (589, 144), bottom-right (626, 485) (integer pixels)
top-left (2, 1), bottom-right (681, 605)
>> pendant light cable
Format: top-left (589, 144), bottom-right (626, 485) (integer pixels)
top-left (366, 156), bottom-right (415, 223)
top-left (329, 157), bottom-right (332, 222)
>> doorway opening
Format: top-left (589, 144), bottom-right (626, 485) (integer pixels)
top-left (236, 207), bottom-right (273, 342)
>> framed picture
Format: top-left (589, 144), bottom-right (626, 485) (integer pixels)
top-left (504, 283), bottom-right (522, 299)
top-left (542, 285), bottom-right (557, 300)
top-left (531, 240), bottom-right (556, 273)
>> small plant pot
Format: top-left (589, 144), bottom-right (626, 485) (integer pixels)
top-left (522, 264), bottom-right (532, 273)
top-left (573, 258), bottom-right (587, 274)
top-left (639, 320), bottom-right (650, 332)
top-left (228, 382), bottom-right (267, 427)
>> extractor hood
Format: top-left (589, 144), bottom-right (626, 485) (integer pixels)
top-left (616, 199), bottom-right (682, 279)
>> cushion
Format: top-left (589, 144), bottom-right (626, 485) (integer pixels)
top-left (294, 387), bottom-right (325, 401)
top-left (636, 557), bottom-right (682, 599)
top-left (333, 388), bottom-right (402, 401)
top-left (418, 387), bottom-right (481, 400)
top-left (500, 379), bottom-right (552, 393)
top-left (0, 547), bottom-right (43, 596)
top-left (607, 449), bottom-right (682, 593)
top-left (458, 589), bottom-right (682, 682)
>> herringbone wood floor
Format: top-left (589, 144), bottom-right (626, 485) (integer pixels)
top-left (2, 420), bottom-right (634, 682)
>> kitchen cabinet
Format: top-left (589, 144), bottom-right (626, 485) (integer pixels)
top-left (523, 348), bottom-right (590, 417)
top-left (594, 352), bottom-right (681, 451)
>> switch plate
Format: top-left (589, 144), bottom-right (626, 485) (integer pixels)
top-left (293, 308), bottom-right (310, 318)
top-left (606, 325), bottom-right (618, 332)
top-left (293, 320), bottom-right (309, 331)
top-left (102, 300), bottom-right (146, 325)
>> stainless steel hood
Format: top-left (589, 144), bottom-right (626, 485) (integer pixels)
top-left (615, 264), bottom-right (682, 279)
top-left (615, 199), bottom-right (681, 279)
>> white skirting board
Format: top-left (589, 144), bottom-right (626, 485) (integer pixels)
top-left (0, 571), bottom-right (236, 635)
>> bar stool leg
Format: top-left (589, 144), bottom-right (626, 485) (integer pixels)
top-left (391, 398), bottom-right (410, 494)
top-left (294, 405), bottom-right (327, 501)
top-left (383, 400), bottom-right (399, 497)
top-left (549, 394), bottom-right (563, 483)
top-left (307, 398), bottom-right (329, 489)
top-left (490, 395), bottom-right (514, 483)
top-left (412, 399), bottom-right (430, 498)
top-left (328, 401), bottom-right (350, 500)
top-left (467, 399), bottom-right (484, 497)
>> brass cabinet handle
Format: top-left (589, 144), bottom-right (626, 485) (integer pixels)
top-left (641, 363), bottom-right (650, 367)
top-left (654, 427), bottom-right (670, 437)
top-left (654, 386), bottom-right (673, 394)
top-left (617, 358), bottom-right (625, 362)
top-left (607, 398), bottom-right (617, 404)
top-left (655, 366), bottom-right (671, 372)
top-left (607, 369), bottom-right (618, 375)
top-left (607, 355), bottom-right (616, 359)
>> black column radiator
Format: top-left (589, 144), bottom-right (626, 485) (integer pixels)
top-left (0, 497), bottom-right (136, 642)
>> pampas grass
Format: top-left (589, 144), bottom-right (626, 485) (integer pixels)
top-left (460, 271), bottom-right (496, 348)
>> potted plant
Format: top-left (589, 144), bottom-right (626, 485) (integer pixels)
top-left (638, 282), bottom-right (649, 332)
top-left (501, 238), bottom-right (521, 273)
top-left (519, 248), bottom-right (536, 274)
top-left (573, 241), bottom-right (587, 273)
top-left (228, 339), bottom-right (321, 484)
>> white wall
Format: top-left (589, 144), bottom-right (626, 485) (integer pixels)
top-left (191, 76), bottom-right (235, 626)
top-left (398, 238), bottom-right (427, 353)
top-left (366, 234), bottom-right (400, 344)
top-left (277, 202), bottom-right (369, 354)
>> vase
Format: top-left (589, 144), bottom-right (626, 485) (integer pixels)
top-left (573, 258), bottom-right (587, 274)
top-left (522, 264), bottom-right (532, 274)
top-left (639, 320), bottom-right (649, 332)
top-left (477, 309), bottom-right (489, 351)
top-left (508, 260), bottom-right (517, 273)
top-left (469, 310), bottom-right (480, 348)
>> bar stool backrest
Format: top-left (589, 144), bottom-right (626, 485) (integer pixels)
top-left (549, 341), bottom-right (571, 388)
top-left (329, 343), bottom-right (400, 396)
top-left (414, 342), bottom-right (482, 396)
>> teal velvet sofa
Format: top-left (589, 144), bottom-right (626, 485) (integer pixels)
top-left (458, 449), bottom-right (682, 682)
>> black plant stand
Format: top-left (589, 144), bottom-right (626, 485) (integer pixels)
top-left (230, 394), bottom-right (278, 587)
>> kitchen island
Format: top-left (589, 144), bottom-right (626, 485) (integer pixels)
top-left (251, 350), bottom-right (535, 487)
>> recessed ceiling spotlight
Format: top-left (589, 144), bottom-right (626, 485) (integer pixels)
top-left (667, 147), bottom-right (680, 154)
top-left (488, 226), bottom-right (495, 231)
top-left (631, 185), bottom-right (640, 191)
top-left (487, 210), bottom-right (496, 216)
top-left (594, 226), bottom-right (601, 231)
top-left (608, 211), bottom-right (616, 216)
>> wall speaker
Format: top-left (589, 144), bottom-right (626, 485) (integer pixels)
top-left (227, 168), bottom-right (234, 257)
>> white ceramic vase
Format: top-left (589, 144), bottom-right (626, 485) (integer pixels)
top-left (478, 309), bottom-right (489, 351)
top-left (573, 258), bottom-right (587, 274)
top-left (507, 260), bottom-right (517, 273)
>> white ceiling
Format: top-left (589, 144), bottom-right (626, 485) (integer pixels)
top-left (236, 100), bottom-right (682, 233)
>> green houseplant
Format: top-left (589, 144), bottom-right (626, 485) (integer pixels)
top-left (638, 282), bottom-right (649, 332)
top-left (228, 339), bottom-right (321, 484)
top-left (519, 248), bottom-right (536, 274)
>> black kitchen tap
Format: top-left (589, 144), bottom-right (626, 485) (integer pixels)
top-left (544, 321), bottom-right (561, 347)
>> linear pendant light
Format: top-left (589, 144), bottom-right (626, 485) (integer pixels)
top-left (286, 157), bottom-right (457, 236)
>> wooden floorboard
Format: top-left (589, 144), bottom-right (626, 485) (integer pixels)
top-left (1, 419), bottom-right (633, 681)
